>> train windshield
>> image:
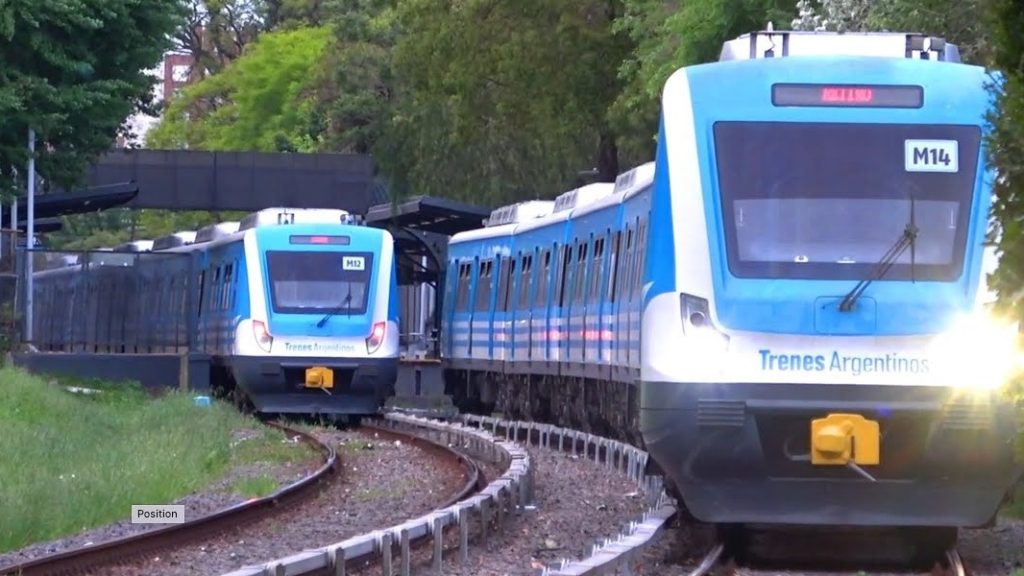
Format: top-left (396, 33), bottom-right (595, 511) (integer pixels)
top-left (265, 251), bottom-right (374, 314)
top-left (713, 121), bottom-right (981, 281)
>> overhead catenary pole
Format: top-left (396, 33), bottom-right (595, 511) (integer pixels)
top-left (25, 128), bottom-right (34, 343)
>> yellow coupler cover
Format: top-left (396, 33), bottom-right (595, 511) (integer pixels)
top-left (304, 366), bottom-right (334, 389)
top-left (811, 413), bottom-right (880, 465)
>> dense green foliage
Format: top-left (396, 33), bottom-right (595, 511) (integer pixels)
top-left (0, 0), bottom-right (184, 198)
top-left (983, 0), bottom-right (1024, 460)
top-left (148, 26), bottom-right (331, 152)
top-left (148, 0), bottom-right (798, 206)
top-left (0, 367), bottom-right (313, 552)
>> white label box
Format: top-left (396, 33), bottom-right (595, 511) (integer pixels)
top-left (131, 504), bottom-right (185, 524)
top-left (905, 139), bottom-right (959, 173)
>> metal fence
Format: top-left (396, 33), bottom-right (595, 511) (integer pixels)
top-left (0, 230), bottom-right (20, 349)
top-left (26, 249), bottom-right (196, 353)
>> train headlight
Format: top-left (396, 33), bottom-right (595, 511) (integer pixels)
top-left (680, 293), bottom-right (713, 333)
top-left (929, 312), bottom-right (1018, 392)
top-left (252, 319), bottom-right (273, 353)
top-left (679, 293), bottom-right (730, 370)
top-left (366, 321), bottom-right (386, 354)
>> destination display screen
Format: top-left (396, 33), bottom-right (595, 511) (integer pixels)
top-left (772, 84), bottom-right (923, 108)
top-left (289, 235), bottom-right (351, 245)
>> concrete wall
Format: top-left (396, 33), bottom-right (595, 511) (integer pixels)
top-left (11, 352), bottom-right (210, 391)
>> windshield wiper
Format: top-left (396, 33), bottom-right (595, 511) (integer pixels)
top-left (316, 289), bottom-right (353, 327)
top-left (838, 197), bottom-right (918, 312)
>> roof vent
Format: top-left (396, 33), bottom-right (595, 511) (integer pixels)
top-left (719, 30), bottom-right (960, 63)
top-left (194, 221), bottom-right (241, 244)
top-left (237, 207), bottom-right (355, 232)
top-left (112, 240), bottom-right (153, 253)
top-left (485, 200), bottom-right (555, 227)
top-left (553, 183), bottom-right (615, 213)
top-left (613, 162), bottom-right (656, 195)
top-left (152, 231), bottom-right (197, 251)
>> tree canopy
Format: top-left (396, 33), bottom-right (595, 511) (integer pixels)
top-left (0, 0), bottom-right (184, 198)
top-left (146, 25), bottom-right (332, 152)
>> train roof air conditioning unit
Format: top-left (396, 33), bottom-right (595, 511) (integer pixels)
top-left (720, 28), bottom-right (960, 62)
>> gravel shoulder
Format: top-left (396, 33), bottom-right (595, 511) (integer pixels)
top-left (0, 425), bottom-right (320, 570)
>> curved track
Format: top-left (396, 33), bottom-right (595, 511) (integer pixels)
top-left (360, 420), bottom-right (487, 508)
top-left (0, 421), bottom-right (338, 576)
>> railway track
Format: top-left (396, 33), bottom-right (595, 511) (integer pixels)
top-left (0, 417), bottom-right (486, 576)
top-left (218, 413), bottom-right (531, 576)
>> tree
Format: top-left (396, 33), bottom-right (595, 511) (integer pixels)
top-left (146, 25), bottom-right (332, 152)
top-left (791, 0), bottom-right (989, 63)
top-left (314, 0), bottom-right (400, 155)
top-left (385, 0), bottom-right (636, 206)
top-left (984, 0), bottom-right (1024, 463)
top-left (986, 0), bottom-right (1024, 323)
top-left (0, 0), bottom-right (185, 198)
top-left (613, 0), bottom-right (798, 155)
top-left (171, 0), bottom-right (328, 86)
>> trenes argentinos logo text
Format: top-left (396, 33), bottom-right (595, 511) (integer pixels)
top-left (758, 349), bottom-right (930, 376)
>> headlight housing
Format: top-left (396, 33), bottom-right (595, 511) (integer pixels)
top-left (928, 311), bottom-right (1019, 393)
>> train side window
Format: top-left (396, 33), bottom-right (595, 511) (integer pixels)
top-left (223, 264), bottom-right (233, 310)
top-left (456, 262), bottom-right (470, 312)
top-left (504, 258), bottom-right (516, 311)
top-left (518, 254), bottom-right (532, 309)
top-left (609, 231), bottom-right (621, 302)
top-left (212, 266), bottom-right (222, 313)
top-left (196, 270), bottom-right (205, 318)
top-left (622, 227), bottom-right (635, 302)
top-left (575, 241), bottom-right (588, 305)
top-left (635, 219), bottom-right (648, 295)
top-left (496, 257), bottom-right (508, 312)
top-left (558, 244), bottom-right (572, 307)
top-left (590, 237), bottom-right (604, 302)
top-left (475, 259), bottom-right (492, 312)
top-left (630, 219), bottom-right (640, 297)
top-left (535, 249), bottom-right (551, 307)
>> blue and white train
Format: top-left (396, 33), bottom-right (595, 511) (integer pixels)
top-left (32, 207), bottom-right (400, 419)
top-left (440, 30), bottom-right (1023, 534)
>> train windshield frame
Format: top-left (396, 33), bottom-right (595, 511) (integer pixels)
top-left (265, 250), bottom-right (375, 315)
top-left (712, 121), bottom-right (981, 281)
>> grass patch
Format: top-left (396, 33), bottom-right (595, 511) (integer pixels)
top-left (0, 366), bottom-right (315, 553)
top-left (1004, 484), bottom-right (1024, 519)
top-left (231, 474), bottom-right (278, 499)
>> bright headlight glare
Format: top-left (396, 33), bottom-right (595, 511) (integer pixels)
top-left (929, 312), bottom-right (1019, 392)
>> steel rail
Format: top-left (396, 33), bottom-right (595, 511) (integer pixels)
top-left (945, 548), bottom-right (966, 576)
top-left (686, 543), bottom-right (726, 576)
top-left (0, 421), bottom-right (338, 576)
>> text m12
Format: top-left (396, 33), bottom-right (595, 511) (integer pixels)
top-left (905, 139), bottom-right (958, 173)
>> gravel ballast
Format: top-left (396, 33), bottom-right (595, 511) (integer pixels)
top-left (342, 440), bottom-right (656, 576)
